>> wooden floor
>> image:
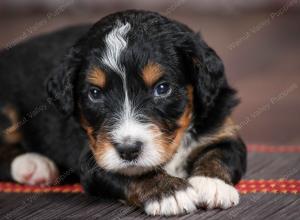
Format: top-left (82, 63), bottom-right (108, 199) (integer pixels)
top-left (0, 8), bottom-right (300, 220)
top-left (0, 194), bottom-right (299, 220)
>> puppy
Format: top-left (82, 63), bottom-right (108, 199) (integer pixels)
top-left (0, 10), bottom-right (246, 216)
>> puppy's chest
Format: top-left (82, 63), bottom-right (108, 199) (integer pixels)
top-left (163, 138), bottom-right (198, 178)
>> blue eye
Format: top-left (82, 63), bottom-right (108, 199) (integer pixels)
top-left (89, 87), bottom-right (101, 102)
top-left (154, 82), bottom-right (172, 97)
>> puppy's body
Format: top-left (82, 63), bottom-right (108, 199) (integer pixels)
top-left (0, 26), bottom-right (90, 179)
top-left (0, 10), bottom-right (246, 216)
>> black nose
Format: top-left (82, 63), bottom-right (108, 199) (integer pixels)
top-left (115, 141), bottom-right (143, 161)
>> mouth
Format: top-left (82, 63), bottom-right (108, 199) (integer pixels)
top-left (95, 144), bottom-right (164, 176)
top-left (116, 165), bottom-right (155, 176)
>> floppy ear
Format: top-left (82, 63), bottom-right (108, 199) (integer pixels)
top-left (178, 33), bottom-right (238, 123)
top-left (46, 46), bottom-right (82, 116)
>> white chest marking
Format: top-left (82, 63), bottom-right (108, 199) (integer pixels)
top-left (164, 121), bottom-right (238, 178)
top-left (164, 133), bottom-right (197, 178)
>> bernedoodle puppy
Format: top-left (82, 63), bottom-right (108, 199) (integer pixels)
top-left (0, 10), bottom-right (246, 216)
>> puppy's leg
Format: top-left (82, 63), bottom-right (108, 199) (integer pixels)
top-left (187, 138), bottom-right (247, 209)
top-left (129, 171), bottom-right (202, 216)
top-left (0, 144), bottom-right (59, 186)
top-left (0, 104), bottom-right (59, 185)
top-left (80, 148), bottom-right (199, 216)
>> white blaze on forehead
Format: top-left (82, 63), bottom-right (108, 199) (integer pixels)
top-left (102, 21), bottom-right (133, 123)
top-left (102, 21), bottom-right (131, 75)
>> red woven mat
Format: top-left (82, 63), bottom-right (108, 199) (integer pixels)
top-left (0, 179), bottom-right (299, 194)
top-left (247, 145), bottom-right (300, 153)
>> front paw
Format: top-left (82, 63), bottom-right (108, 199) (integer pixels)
top-left (144, 186), bottom-right (199, 216)
top-left (128, 175), bottom-right (199, 216)
top-left (188, 176), bottom-right (239, 209)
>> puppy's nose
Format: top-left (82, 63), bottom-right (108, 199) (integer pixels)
top-left (115, 141), bottom-right (143, 161)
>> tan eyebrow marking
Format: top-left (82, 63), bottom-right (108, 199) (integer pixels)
top-left (142, 62), bottom-right (164, 87)
top-left (87, 67), bottom-right (106, 88)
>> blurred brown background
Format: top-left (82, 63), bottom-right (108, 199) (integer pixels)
top-left (0, 0), bottom-right (299, 146)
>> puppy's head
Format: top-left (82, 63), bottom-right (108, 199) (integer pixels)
top-left (47, 11), bottom-right (236, 175)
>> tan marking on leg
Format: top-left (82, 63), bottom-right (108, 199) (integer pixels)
top-left (2, 105), bottom-right (22, 144)
top-left (187, 118), bottom-right (240, 183)
top-left (196, 117), bottom-right (238, 148)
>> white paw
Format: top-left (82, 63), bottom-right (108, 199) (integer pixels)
top-left (144, 187), bottom-right (199, 216)
top-left (188, 176), bottom-right (239, 209)
top-left (11, 153), bottom-right (59, 186)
